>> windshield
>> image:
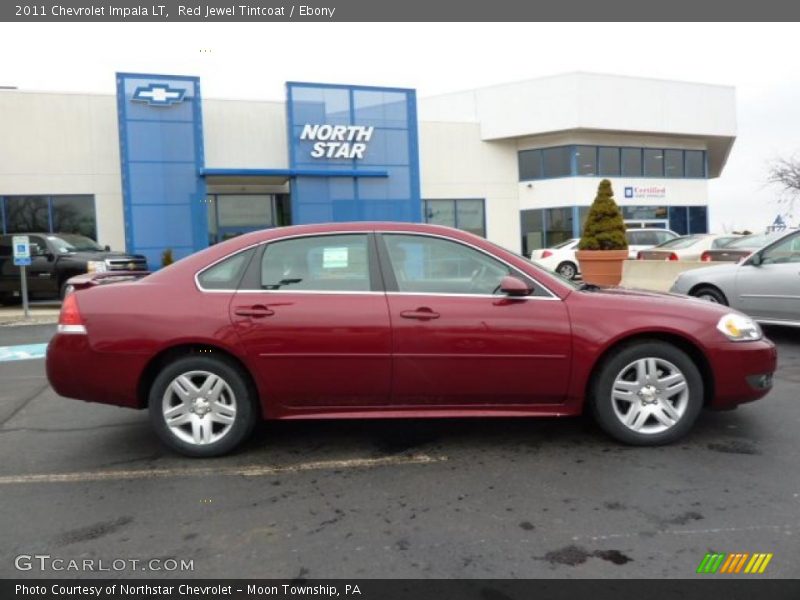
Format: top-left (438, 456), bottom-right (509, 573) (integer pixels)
top-left (726, 231), bottom-right (784, 249)
top-left (47, 234), bottom-right (104, 253)
top-left (653, 235), bottom-right (705, 250)
top-left (550, 238), bottom-right (578, 250)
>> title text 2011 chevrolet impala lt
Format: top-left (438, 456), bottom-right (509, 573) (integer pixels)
top-left (46, 223), bottom-right (777, 457)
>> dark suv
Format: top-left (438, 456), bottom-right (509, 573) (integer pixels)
top-left (0, 233), bottom-right (147, 303)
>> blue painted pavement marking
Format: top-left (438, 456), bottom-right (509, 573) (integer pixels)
top-left (0, 343), bottom-right (48, 362)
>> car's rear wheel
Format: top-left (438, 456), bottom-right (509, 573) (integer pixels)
top-left (556, 261), bottom-right (578, 280)
top-left (149, 355), bottom-right (257, 457)
top-left (590, 341), bottom-right (703, 445)
top-left (691, 285), bottom-right (727, 305)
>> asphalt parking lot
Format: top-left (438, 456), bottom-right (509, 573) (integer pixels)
top-left (0, 325), bottom-right (798, 579)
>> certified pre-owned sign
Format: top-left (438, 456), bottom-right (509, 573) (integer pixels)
top-left (300, 124), bottom-right (375, 159)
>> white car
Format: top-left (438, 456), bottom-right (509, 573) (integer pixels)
top-left (625, 228), bottom-right (680, 259)
top-left (530, 238), bottom-right (581, 279)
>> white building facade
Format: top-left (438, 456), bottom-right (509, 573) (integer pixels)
top-left (0, 72), bottom-right (735, 265)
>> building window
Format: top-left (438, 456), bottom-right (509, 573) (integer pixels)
top-left (0, 195), bottom-right (96, 239)
top-left (542, 147), bottom-right (572, 178)
top-left (424, 199), bottom-right (486, 237)
top-left (545, 207), bottom-right (574, 247)
top-left (575, 146), bottom-right (597, 176)
top-left (621, 148), bottom-right (643, 177)
top-left (643, 149), bottom-right (664, 177)
top-left (685, 150), bottom-right (705, 178)
top-left (664, 149), bottom-right (684, 178)
top-left (598, 147), bottom-right (621, 176)
top-left (518, 149), bottom-right (543, 180)
top-left (520, 209), bottom-right (544, 256)
top-left (207, 194), bottom-right (289, 245)
top-left (518, 146), bottom-right (706, 180)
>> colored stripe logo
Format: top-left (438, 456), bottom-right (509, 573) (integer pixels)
top-left (697, 552), bottom-right (773, 574)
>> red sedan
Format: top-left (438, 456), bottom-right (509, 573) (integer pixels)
top-left (46, 223), bottom-right (777, 457)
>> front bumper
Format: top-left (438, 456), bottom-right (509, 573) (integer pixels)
top-left (707, 337), bottom-right (778, 408)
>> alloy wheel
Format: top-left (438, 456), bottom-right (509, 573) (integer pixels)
top-left (161, 370), bottom-right (237, 445)
top-left (610, 357), bottom-right (689, 435)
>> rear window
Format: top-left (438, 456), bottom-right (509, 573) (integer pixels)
top-left (727, 232), bottom-right (784, 249)
top-left (654, 235), bottom-right (704, 250)
top-left (197, 249), bottom-right (254, 290)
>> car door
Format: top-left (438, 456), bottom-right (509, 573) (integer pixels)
top-left (736, 231), bottom-right (800, 322)
top-left (229, 232), bottom-right (392, 409)
top-left (377, 232), bottom-right (572, 407)
top-left (26, 235), bottom-right (58, 295)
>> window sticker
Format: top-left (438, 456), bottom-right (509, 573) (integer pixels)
top-left (323, 247), bottom-right (349, 269)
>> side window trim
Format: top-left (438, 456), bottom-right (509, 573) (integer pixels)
top-left (375, 232), bottom-right (552, 298)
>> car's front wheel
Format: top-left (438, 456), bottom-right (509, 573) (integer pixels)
top-left (590, 341), bottom-right (703, 445)
top-left (149, 355), bottom-right (257, 457)
top-left (691, 285), bottom-right (728, 305)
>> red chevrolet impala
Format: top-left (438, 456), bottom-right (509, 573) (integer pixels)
top-left (46, 223), bottom-right (776, 457)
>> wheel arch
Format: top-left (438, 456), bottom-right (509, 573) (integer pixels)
top-left (137, 343), bottom-right (261, 413)
top-left (584, 331), bottom-right (715, 409)
top-left (688, 282), bottom-right (728, 304)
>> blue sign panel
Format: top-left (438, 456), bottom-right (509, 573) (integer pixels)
top-left (287, 82), bottom-right (421, 225)
top-left (116, 73), bottom-right (207, 268)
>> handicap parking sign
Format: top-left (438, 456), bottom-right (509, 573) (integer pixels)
top-left (12, 235), bottom-right (31, 266)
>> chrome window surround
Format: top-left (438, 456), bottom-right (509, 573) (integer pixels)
top-left (194, 230), bottom-right (562, 300)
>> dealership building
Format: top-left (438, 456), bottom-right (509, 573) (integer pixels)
top-left (0, 72), bottom-right (736, 266)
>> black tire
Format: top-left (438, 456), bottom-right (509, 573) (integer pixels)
top-left (691, 285), bottom-right (728, 305)
top-left (556, 261), bottom-right (578, 280)
top-left (590, 341), bottom-right (704, 446)
top-left (149, 355), bottom-right (258, 457)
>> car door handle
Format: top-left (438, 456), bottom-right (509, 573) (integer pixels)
top-left (400, 308), bottom-right (440, 320)
top-left (234, 305), bottom-right (275, 318)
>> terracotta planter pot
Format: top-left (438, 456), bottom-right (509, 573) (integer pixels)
top-left (575, 249), bottom-right (629, 286)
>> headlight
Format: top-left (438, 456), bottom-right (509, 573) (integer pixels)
top-left (716, 313), bottom-right (762, 341)
top-left (86, 260), bottom-right (107, 273)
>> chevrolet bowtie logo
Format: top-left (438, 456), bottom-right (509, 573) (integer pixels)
top-left (132, 83), bottom-right (186, 106)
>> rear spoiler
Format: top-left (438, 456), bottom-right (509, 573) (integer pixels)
top-left (66, 271), bottom-right (151, 292)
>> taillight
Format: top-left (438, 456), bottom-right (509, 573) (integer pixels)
top-left (541, 250), bottom-right (553, 259)
top-left (58, 293), bottom-right (86, 334)
top-left (700, 251), bottom-right (711, 262)
top-left (668, 253), bottom-right (679, 261)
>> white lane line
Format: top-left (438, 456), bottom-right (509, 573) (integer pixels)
top-left (0, 453), bottom-right (447, 485)
top-left (572, 522), bottom-right (799, 542)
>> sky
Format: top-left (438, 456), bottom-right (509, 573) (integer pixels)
top-left (1, 22), bottom-right (798, 232)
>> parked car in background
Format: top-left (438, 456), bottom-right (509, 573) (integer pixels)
top-left (671, 229), bottom-right (800, 327)
top-left (47, 222), bottom-right (776, 457)
top-left (699, 231), bottom-right (786, 263)
top-left (637, 234), bottom-right (741, 261)
top-left (530, 238), bottom-right (581, 279)
top-left (625, 228), bottom-right (680, 259)
top-left (0, 233), bottom-right (148, 303)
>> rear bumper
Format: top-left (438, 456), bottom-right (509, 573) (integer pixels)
top-left (708, 338), bottom-right (778, 408)
top-left (46, 333), bottom-right (146, 409)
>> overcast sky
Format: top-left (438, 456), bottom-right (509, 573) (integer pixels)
top-left (1, 22), bottom-right (798, 231)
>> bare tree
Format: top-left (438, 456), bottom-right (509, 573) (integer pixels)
top-left (766, 155), bottom-right (800, 220)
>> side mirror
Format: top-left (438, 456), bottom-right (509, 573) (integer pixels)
top-left (104, 245), bottom-right (111, 251)
top-left (499, 275), bottom-right (532, 297)
top-left (746, 252), bottom-right (762, 267)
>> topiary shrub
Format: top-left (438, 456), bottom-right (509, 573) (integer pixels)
top-left (578, 179), bottom-right (628, 251)
top-left (161, 248), bottom-right (174, 267)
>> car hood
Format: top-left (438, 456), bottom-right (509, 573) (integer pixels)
top-left (576, 284), bottom-right (737, 319)
top-left (675, 262), bottom-right (740, 281)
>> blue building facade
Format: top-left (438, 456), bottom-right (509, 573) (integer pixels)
top-left (115, 73), bottom-right (421, 264)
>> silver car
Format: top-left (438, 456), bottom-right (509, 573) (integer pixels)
top-left (671, 229), bottom-right (800, 327)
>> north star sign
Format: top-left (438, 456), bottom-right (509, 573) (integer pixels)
top-left (300, 124), bottom-right (374, 159)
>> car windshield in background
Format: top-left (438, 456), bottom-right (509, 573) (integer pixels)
top-left (711, 236), bottom-right (741, 248)
top-left (551, 238), bottom-right (577, 249)
top-left (726, 231), bottom-right (784, 249)
top-left (47, 234), bottom-right (104, 253)
top-left (654, 235), bottom-right (705, 250)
